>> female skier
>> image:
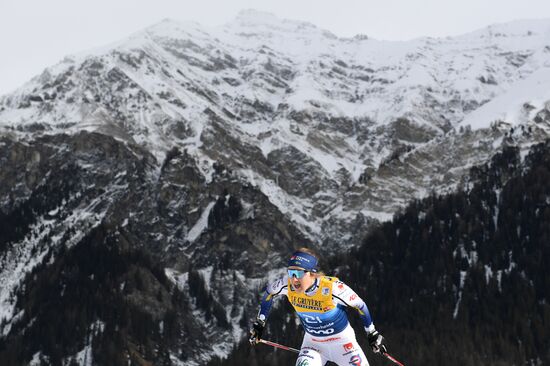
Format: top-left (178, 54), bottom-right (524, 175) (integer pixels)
top-left (249, 248), bottom-right (387, 366)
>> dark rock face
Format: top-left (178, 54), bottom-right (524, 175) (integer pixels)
top-left (0, 131), bottom-right (311, 365)
top-left (390, 118), bottom-right (437, 144)
top-left (267, 145), bottom-right (324, 197)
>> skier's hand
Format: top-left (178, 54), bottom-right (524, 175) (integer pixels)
top-left (249, 319), bottom-right (265, 345)
top-left (367, 330), bottom-right (387, 354)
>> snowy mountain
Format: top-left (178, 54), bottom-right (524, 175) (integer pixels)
top-left (1, 11), bottom-right (550, 365)
top-left (1, 12), bottom-right (550, 248)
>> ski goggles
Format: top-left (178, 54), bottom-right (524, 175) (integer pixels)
top-left (288, 269), bottom-right (308, 279)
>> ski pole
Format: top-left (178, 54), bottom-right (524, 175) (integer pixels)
top-left (382, 351), bottom-right (405, 366)
top-left (258, 339), bottom-right (300, 353)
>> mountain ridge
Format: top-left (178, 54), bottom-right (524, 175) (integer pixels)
top-left (1, 14), bottom-right (550, 247)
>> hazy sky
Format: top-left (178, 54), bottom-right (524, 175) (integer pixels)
top-left (1, 0), bottom-right (550, 96)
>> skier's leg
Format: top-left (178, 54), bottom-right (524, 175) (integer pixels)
top-left (332, 342), bottom-right (368, 366)
top-left (295, 346), bottom-right (324, 366)
top-left (327, 326), bottom-right (369, 366)
top-left (296, 334), bottom-right (327, 366)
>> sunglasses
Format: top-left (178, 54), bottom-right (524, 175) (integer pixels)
top-left (288, 269), bottom-right (308, 279)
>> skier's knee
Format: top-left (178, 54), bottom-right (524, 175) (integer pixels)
top-left (295, 348), bottom-right (321, 366)
top-left (296, 355), bottom-right (314, 366)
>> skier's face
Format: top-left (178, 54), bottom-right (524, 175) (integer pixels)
top-left (288, 266), bottom-right (314, 293)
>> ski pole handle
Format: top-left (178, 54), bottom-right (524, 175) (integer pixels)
top-left (258, 339), bottom-right (300, 353)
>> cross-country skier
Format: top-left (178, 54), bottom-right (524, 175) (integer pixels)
top-left (249, 248), bottom-right (388, 366)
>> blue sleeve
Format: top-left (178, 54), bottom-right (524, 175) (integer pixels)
top-left (354, 301), bottom-right (374, 330)
top-left (333, 280), bottom-right (375, 331)
top-left (258, 290), bottom-right (275, 320)
top-left (256, 277), bottom-right (287, 321)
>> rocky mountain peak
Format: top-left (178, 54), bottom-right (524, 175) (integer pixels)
top-left (466, 18), bottom-right (550, 39)
top-left (1, 15), bottom-right (549, 248)
top-left (226, 9), bottom-right (334, 39)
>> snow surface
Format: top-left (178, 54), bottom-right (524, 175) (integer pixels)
top-left (29, 352), bottom-right (46, 366)
top-left (164, 265), bottom-right (287, 363)
top-left (186, 201), bottom-right (216, 242)
top-left (453, 270), bottom-right (468, 319)
top-left (460, 66), bottom-right (550, 129)
top-left (3, 13), bottom-right (549, 137)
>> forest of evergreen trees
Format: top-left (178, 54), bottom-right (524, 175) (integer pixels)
top-left (0, 223), bottom-right (204, 366)
top-left (212, 142), bottom-right (550, 366)
top-left (0, 162), bottom-right (80, 253)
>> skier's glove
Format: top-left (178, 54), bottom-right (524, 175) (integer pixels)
top-left (367, 330), bottom-right (387, 354)
top-left (249, 319), bottom-right (265, 345)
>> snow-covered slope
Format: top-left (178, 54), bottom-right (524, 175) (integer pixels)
top-left (1, 11), bottom-right (550, 247)
top-left (460, 66), bottom-right (550, 130)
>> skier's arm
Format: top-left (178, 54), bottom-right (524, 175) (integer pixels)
top-left (332, 280), bottom-right (375, 332)
top-left (332, 280), bottom-right (388, 352)
top-left (250, 276), bottom-right (287, 345)
top-left (257, 276), bottom-right (288, 321)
